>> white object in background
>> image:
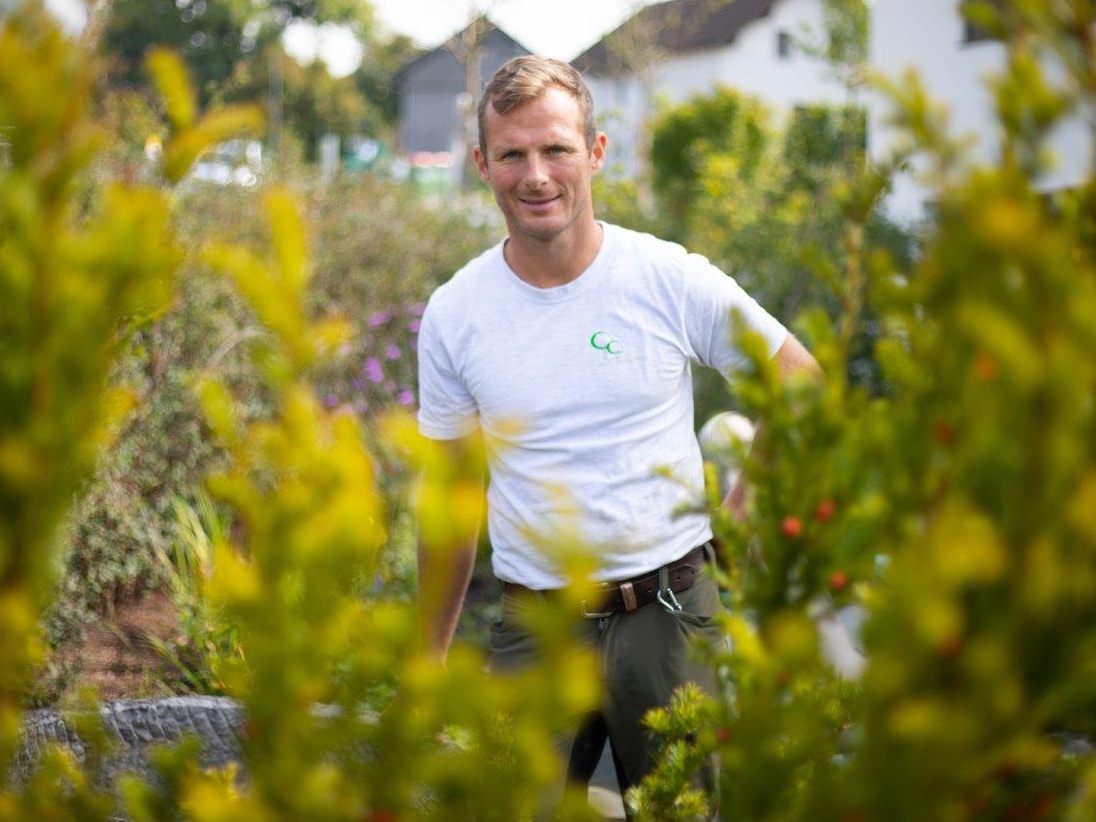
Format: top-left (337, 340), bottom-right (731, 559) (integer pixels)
top-left (697, 411), bottom-right (755, 498)
top-left (814, 603), bottom-right (867, 679)
top-left (319, 133), bottom-right (340, 181)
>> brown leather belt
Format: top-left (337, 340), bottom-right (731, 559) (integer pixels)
top-left (502, 543), bottom-right (710, 617)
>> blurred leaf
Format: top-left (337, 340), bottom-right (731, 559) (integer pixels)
top-left (146, 47), bottom-right (196, 131)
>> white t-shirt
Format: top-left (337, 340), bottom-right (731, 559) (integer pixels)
top-left (417, 223), bottom-right (787, 589)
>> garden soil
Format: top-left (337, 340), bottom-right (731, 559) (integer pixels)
top-left (59, 590), bottom-right (181, 701)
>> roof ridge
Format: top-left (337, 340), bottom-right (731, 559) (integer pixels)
top-left (573, 0), bottom-right (778, 74)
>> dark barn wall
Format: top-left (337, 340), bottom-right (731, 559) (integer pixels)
top-left (398, 29), bottom-right (531, 154)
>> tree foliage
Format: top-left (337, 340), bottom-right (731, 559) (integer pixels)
top-left (101, 0), bottom-right (251, 107)
top-left (98, 0), bottom-right (401, 155)
top-left (649, 86), bottom-right (769, 243)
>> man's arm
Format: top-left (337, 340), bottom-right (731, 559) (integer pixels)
top-left (770, 332), bottom-right (823, 382)
top-left (723, 333), bottom-right (822, 518)
top-left (416, 434), bottom-right (485, 662)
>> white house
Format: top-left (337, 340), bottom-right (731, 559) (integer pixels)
top-left (869, 1), bottom-right (1092, 224)
top-left (573, 0), bottom-right (853, 177)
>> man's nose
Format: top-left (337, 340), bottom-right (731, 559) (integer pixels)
top-left (523, 155), bottom-right (549, 187)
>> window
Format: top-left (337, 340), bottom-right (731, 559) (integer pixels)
top-left (777, 30), bottom-right (792, 59)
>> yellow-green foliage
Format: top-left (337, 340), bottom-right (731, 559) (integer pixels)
top-left (4, 6), bottom-right (602, 817)
top-left (630, 2), bottom-right (1096, 819)
top-left (7, 0), bottom-right (1096, 819)
top-left (0, 0), bottom-right (182, 785)
top-left (0, 1), bottom-right (261, 810)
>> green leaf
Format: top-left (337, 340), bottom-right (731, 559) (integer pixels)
top-left (146, 47), bottom-right (195, 131)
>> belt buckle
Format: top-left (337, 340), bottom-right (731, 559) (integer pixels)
top-left (581, 602), bottom-right (614, 618)
top-left (581, 583), bottom-right (614, 618)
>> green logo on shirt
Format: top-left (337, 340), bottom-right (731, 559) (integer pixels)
top-left (590, 331), bottom-right (622, 357)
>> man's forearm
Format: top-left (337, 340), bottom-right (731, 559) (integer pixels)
top-left (417, 532), bottom-right (478, 660)
top-left (415, 432), bottom-right (486, 661)
top-left (722, 334), bottom-right (822, 518)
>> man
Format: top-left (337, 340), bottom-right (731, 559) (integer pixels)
top-left (415, 56), bottom-right (820, 799)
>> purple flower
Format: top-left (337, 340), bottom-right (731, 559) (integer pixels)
top-left (324, 393), bottom-right (339, 409)
top-left (364, 357), bottom-right (384, 384)
top-left (411, 303), bottom-right (425, 316)
top-left (367, 311), bottom-right (391, 329)
top-left (351, 377), bottom-right (364, 391)
top-left (397, 389), bottom-right (415, 407)
top-left (406, 318), bottom-right (421, 333)
top-left (385, 343), bottom-right (402, 360)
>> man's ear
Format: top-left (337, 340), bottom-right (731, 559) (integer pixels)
top-left (473, 146), bottom-right (490, 184)
top-left (590, 132), bottom-right (608, 174)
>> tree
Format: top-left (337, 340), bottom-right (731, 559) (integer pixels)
top-left (98, 0), bottom-right (379, 140)
top-left (649, 85), bottom-right (768, 243)
top-left (644, 85), bottom-right (910, 406)
top-left (224, 42), bottom-right (369, 160)
top-left (353, 32), bottom-right (417, 137)
top-left (100, 0), bottom-right (252, 107)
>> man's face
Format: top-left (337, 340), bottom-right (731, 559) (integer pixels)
top-left (474, 87), bottom-right (607, 245)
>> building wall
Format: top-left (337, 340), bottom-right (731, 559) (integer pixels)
top-left (398, 30), bottom-right (529, 155)
top-left (399, 47), bottom-right (463, 154)
top-left (869, 0), bottom-right (1091, 223)
top-left (589, 0), bottom-right (850, 177)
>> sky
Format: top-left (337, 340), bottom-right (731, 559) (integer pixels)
top-left (367, 0), bottom-right (650, 60)
top-left (45, 0), bottom-right (654, 77)
top-left (287, 0), bottom-right (653, 77)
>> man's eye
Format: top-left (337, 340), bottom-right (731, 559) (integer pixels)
top-left (548, 146), bottom-right (567, 156)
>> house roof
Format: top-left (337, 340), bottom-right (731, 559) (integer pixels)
top-left (573, 0), bottom-right (778, 75)
top-left (395, 17), bottom-right (531, 80)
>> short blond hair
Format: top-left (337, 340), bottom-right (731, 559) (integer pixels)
top-left (477, 56), bottom-right (597, 157)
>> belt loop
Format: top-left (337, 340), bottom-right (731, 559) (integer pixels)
top-left (656, 564), bottom-right (683, 614)
top-left (620, 581), bottom-right (638, 612)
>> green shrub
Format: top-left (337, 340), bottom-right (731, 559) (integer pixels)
top-left (43, 140), bottom-right (494, 694)
top-left (0, 0), bottom-right (182, 791)
top-left (630, 3), bottom-right (1096, 818)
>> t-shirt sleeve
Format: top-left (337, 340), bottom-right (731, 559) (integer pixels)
top-left (416, 301), bottom-right (480, 440)
top-left (680, 252), bottom-right (788, 377)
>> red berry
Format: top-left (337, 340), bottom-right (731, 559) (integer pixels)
top-left (974, 353), bottom-right (998, 380)
top-left (815, 499), bottom-right (836, 523)
top-left (932, 419), bottom-right (956, 445)
top-left (938, 635), bottom-right (963, 661)
top-left (828, 570), bottom-right (849, 593)
top-left (715, 727), bottom-right (731, 744)
top-left (780, 516), bottom-right (803, 538)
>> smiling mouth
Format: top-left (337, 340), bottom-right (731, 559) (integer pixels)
top-left (520, 195), bottom-right (560, 206)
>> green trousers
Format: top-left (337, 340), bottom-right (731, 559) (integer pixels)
top-left (489, 568), bottom-right (724, 799)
